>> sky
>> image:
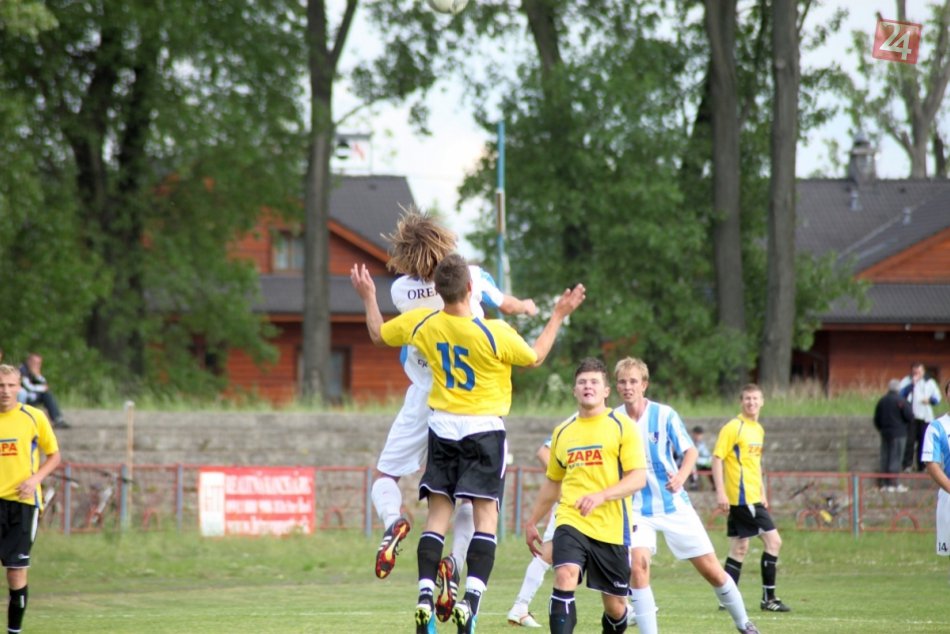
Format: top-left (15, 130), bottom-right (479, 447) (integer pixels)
top-left (331, 1), bottom-right (938, 258)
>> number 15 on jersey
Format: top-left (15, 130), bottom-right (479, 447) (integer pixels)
top-left (436, 342), bottom-right (475, 390)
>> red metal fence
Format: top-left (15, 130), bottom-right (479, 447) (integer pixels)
top-left (40, 463), bottom-right (937, 536)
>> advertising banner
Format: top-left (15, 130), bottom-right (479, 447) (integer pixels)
top-left (198, 466), bottom-right (315, 536)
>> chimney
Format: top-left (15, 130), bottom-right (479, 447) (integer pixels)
top-left (848, 131), bottom-right (877, 184)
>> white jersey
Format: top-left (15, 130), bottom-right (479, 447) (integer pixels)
top-left (615, 401), bottom-right (695, 517)
top-left (389, 265), bottom-right (505, 386)
top-left (899, 375), bottom-right (942, 422)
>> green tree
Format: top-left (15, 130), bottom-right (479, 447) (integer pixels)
top-left (0, 1), bottom-right (308, 396)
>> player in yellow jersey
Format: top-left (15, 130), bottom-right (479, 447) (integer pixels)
top-left (712, 383), bottom-right (791, 614)
top-left (0, 364), bottom-right (62, 634)
top-left (351, 254), bottom-right (585, 634)
top-left (524, 358), bottom-right (646, 634)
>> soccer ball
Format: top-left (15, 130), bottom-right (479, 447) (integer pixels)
top-left (427, 0), bottom-right (469, 15)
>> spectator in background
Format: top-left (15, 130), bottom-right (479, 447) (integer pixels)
top-left (874, 379), bottom-right (913, 491)
top-left (18, 354), bottom-right (70, 430)
top-left (900, 362), bottom-right (941, 472)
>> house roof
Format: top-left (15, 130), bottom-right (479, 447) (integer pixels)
top-left (797, 178), bottom-right (950, 326)
top-left (329, 175), bottom-right (416, 254)
top-left (256, 274), bottom-right (398, 315)
top-left (796, 179), bottom-right (950, 268)
top-left (821, 283), bottom-right (950, 324)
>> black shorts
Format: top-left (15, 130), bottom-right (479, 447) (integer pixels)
top-left (551, 524), bottom-right (630, 597)
top-left (0, 500), bottom-right (37, 569)
top-left (419, 430), bottom-right (506, 505)
top-left (726, 503), bottom-right (777, 539)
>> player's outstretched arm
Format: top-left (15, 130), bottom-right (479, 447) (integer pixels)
top-left (349, 263), bottom-right (386, 346)
top-left (528, 284), bottom-right (586, 367)
top-left (499, 295), bottom-right (539, 317)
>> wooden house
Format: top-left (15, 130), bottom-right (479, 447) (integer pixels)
top-left (228, 175), bottom-right (413, 403)
top-left (793, 136), bottom-right (950, 393)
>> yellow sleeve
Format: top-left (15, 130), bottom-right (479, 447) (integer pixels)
top-left (712, 420), bottom-right (736, 459)
top-left (489, 320), bottom-right (538, 367)
top-left (30, 407), bottom-right (60, 456)
top-left (545, 424), bottom-right (567, 482)
top-left (380, 308), bottom-right (435, 348)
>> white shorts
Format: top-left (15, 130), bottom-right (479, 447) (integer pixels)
top-left (376, 383), bottom-right (430, 477)
top-left (937, 489), bottom-right (950, 556)
top-left (630, 506), bottom-right (715, 560)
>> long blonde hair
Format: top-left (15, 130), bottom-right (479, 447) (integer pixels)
top-left (384, 206), bottom-right (457, 282)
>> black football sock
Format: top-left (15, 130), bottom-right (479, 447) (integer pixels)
top-left (8, 586), bottom-right (26, 633)
top-left (549, 588), bottom-right (577, 634)
top-left (724, 557), bottom-right (743, 584)
top-left (761, 552), bottom-right (778, 601)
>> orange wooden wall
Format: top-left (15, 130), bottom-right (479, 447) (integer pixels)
top-left (225, 215), bottom-right (406, 404)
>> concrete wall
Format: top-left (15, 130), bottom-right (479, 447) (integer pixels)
top-left (58, 409), bottom-right (880, 473)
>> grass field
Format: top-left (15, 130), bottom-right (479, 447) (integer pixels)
top-left (23, 525), bottom-right (949, 633)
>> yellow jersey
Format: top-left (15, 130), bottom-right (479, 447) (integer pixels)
top-left (380, 308), bottom-right (537, 416)
top-left (0, 404), bottom-right (60, 508)
top-left (546, 409), bottom-right (645, 546)
top-left (712, 414), bottom-right (765, 506)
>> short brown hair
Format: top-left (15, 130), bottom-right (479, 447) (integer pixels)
top-left (574, 357), bottom-right (609, 383)
top-left (740, 383), bottom-right (762, 398)
top-left (384, 207), bottom-right (457, 281)
top-left (434, 254), bottom-right (471, 304)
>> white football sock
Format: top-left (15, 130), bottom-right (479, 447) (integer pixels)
top-left (515, 555), bottom-right (550, 607)
top-left (630, 586), bottom-right (658, 634)
top-left (715, 575), bottom-right (750, 627)
top-left (451, 501), bottom-right (475, 566)
top-left (371, 477), bottom-right (403, 529)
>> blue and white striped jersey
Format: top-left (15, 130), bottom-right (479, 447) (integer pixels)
top-left (614, 401), bottom-right (694, 517)
top-left (922, 414), bottom-right (950, 478)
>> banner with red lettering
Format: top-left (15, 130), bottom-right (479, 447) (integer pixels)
top-left (198, 466), bottom-right (316, 536)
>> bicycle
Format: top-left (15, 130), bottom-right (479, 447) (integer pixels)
top-left (789, 481), bottom-right (849, 530)
top-left (40, 471), bottom-right (80, 531)
top-left (79, 468), bottom-right (133, 531)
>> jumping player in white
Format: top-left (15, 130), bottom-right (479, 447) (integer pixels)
top-left (613, 357), bottom-right (759, 634)
top-left (370, 209), bottom-right (537, 623)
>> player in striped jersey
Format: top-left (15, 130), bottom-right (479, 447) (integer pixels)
top-left (712, 383), bottom-right (790, 614)
top-left (922, 379), bottom-right (950, 557)
top-left (613, 358), bottom-right (758, 634)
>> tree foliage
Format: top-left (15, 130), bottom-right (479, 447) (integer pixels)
top-left (0, 1), bottom-right (308, 398)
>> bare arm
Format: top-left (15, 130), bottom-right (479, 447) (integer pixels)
top-left (712, 455), bottom-right (729, 510)
top-left (574, 468), bottom-right (646, 517)
top-left (525, 477), bottom-right (562, 556)
top-left (536, 444), bottom-right (551, 468)
top-left (529, 284), bottom-right (586, 367)
top-left (349, 263), bottom-right (386, 346)
top-left (926, 462), bottom-right (950, 495)
top-left (17, 451), bottom-right (61, 502)
top-left (667, 447), bottom-right (697, 493)
top-left (499, 294), bottom-right (538, 317)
